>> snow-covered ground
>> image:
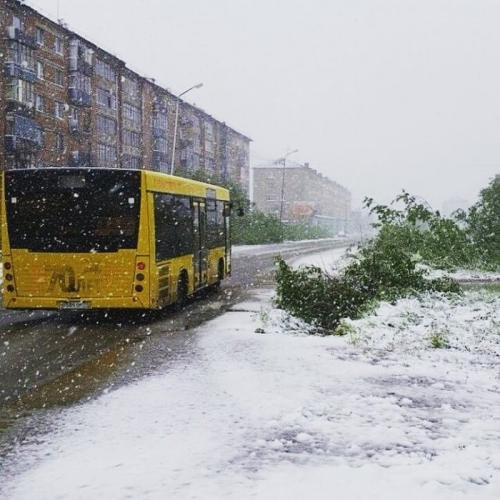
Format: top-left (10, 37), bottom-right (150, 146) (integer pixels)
top-left (1, 247), bottom-right (500, 499)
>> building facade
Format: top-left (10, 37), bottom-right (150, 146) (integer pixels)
top-left (253, 161), bottom-right (352, 234)
top-left (0, 0), bottom-right (251, 191)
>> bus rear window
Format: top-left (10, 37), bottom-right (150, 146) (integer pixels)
top-left (5, 169), bottom-right (141, 253)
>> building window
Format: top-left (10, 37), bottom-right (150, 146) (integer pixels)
top-left (12, 15), bottom-right (22, 30)
top-left (96, 86), bottom-right (117, 109)
top-left (123, 102), bottom-right (141, 123)
top-left (35, 94), bottom-right (45, 112)
top-left (205, 157), bottom-right (215, 173)
top-left (204, 122), bottom-right (214, 140)
top-left (154, 137), bottom-right (167, 153)
top-left (35, 27), bottom-right (44, 46)
top-left (7, 42), bottom-right (35, 69)
top-left (54, 100), bottom-right (64, 119)
top-left (122, 76), bottom-right (140, 97)
top-left (122, 154), bottom-right (141, 169)
top-left (96, 114), bottom-right (117, 135)
top-left (267, 189), bottom-right (277, 201)
top-left (69, 107), bottom-right (79, 120)
top-left (36, 61), bottom-right (44, 79)
top-left (95, 59), bottom-right (116, 82)
top-left (54, 36), bottom-right (63, 55)
top-left (97, 143), bottom-right (117, 166)
top-left (6, 79), bottom-right (34, 105)
top-left (69, 73), bottom-right (91, 94)
top-left (55, 133), bottom-right (64, 152)
top-left (54, 68), bottom-right (64, 86)
top-left (153, 110), bottom-right (168, 131)
top-left (123, 129), bottom-right (141, 148)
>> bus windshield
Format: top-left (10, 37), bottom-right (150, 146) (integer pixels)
top-left (5, 169), bottom-right (141, 253)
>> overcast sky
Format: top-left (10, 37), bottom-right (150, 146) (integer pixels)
top-left (26, 0), bottom-right (500, 209)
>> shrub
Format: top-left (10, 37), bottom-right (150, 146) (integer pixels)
top-left (467, 174), bottom-right (500, 267)
top-left (274, 180), bottom-right (500, 333)
top-left (274, 227), bottom-right (461, 332)
top-left (274, 257), bottom-right (371, 331)
top-left (365, 191), bottom-right (483, 271)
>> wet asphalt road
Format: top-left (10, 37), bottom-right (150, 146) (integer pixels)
top-left (0, 240), bottom-right (347, 452)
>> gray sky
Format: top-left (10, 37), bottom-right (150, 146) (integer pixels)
top-left (27, 0), bottom-right (500, 209)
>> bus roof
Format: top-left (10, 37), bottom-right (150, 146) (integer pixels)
top-left (3, 168), bottom-right (231, 201)
top-left (142, 170), bottom-right (231, 201)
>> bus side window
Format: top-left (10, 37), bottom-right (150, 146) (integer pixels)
top-left (154, 194), bottom-right (194, 261)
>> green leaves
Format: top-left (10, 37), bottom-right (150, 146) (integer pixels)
top-left (274, 256), bottom-right (370, 332)
top-left (467, 174), bottom-right (500, 266)
top-left (364, 189), bottom-right (489, 271)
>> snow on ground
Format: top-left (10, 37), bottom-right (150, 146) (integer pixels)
top-left (291, 245), bottom-right (356, 273)
top-left (1, 249), bottom-right (500, 499)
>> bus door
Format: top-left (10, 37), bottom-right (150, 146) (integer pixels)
top-left (224, 202), bottom-right (231, 274)
top-left (193, 200), bottom-right (208, 289)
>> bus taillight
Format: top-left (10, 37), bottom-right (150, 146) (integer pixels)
top-left (137, 262), bottom-right (146, 270)
top-left (4, 262), bottom-right (12, 270)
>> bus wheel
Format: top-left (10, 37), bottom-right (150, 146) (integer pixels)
top-left (177, 271), bottom-right (189, 308)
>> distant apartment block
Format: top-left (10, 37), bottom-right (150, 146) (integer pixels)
top-left (253, 161), bottom-right (352, 234)
top-left (0, 0), bottom-right (251, 191)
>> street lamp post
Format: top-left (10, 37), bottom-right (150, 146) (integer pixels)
top-left (278, 149), bottom-right (298, 241)
top-left (169, 82), bottom-right (203, 175)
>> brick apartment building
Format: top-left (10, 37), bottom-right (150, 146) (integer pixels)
top-left (0, 0), bottom-right (251, 191)
top-left (253, 161), bottom-right (352, 234)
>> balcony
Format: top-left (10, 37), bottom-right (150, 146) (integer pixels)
top-left (69, 152), bottom-right (93, 168)
top-left (69, 118), bottom-right (91, 136)
top-left (152, 151), bottom-right (168, 164)
top-left (181, 117), bottom-right (194, 126)
top-left (3, 61), bottom-right (37, 83)
top-left (6, 26), bottom-right (38, 49)
top-left (5, 114), bottom-right (43, 152)
top-left (152, 126), bottom-right (167, 138)
top-left (68, 57), bottom-right (94, 76)
top-left (68, 88), bottom-right (92, 107)
top-left (5, 100), bottom-right (34, 116)
top-left (179, 136), bottom-right (194, 148)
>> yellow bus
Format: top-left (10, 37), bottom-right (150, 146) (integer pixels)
top-left (1, 168), bottom-right (232, 310)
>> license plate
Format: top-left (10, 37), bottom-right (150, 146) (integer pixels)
top-left (58, 301), bottom-right (90, 310)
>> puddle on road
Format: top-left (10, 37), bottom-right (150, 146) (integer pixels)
top-left (0, 342), bottom-right (135, 454)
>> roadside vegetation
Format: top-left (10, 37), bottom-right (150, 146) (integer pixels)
top-left (275, 175), bottom-right (500, 333)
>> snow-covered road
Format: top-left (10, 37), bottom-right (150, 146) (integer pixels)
top-left (1, 247), bottom-right (500, 499)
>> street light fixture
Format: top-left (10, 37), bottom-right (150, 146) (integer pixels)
top-left (170, 82), bottom-right (203, 175)
top-left (278, 149), bottom-right (298, 241)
